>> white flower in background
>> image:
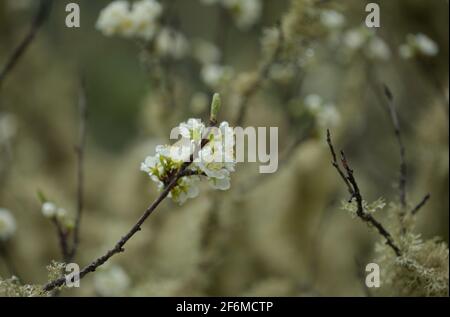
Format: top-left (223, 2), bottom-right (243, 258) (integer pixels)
top-left (304, 94), bottom-right (340, 128)
top-left (96, 1), bottom-right (134, 37)
top-left (320, 10), bottom-right (345, 29)
top-left (141, 118), bottom-right (235, 204)
top-left (261, 27), bottom-right (281, 57)
top-left (0, 113), bottom-right (18, 144)
top-left (193, 39), bottom-right (221, 65)
top-left (41, 202), bottom-right (57, 218)
top-left (96, 0), bottom-right (162, 40)
top-left (399, 33), bottom-right (439, 59)
top-left (201, 64), bottom-right (234, 88)
top-left (367, 36), bottom-right (391, 61)
top-left (94, 265), bottom-right (131, 297)
top-left (223, 0), bottom-right (262, 29)
top-left (41, 202), bottom-right (67, 220)
top-left (129, 0), bottom-right (163, 40)
top-left (304, 94), bottom-right (324, 112)
top-left (343, 27), bottom-right (372, 50)
top-left (317, 104), bottom-right (340, 128)
top-left (0, 208), bottom-right (16, 241)
top-left (155, 28), bottom-right (189, 59)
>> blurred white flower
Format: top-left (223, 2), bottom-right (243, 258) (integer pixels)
top-left (399, 33), bottom-right (439, 59)
top-left (320, 10), bottom-right (345, 29)
top-left (192, 39), bottom-right (221, 65)
top-left (367, 36), bottom-right (391, 61)
top-left (223, 0), bottom-right (262, 29)
top-left (156, 28), bottom-right (189, 59)
top-left (304, 94), bottom-right (340, 129)
top-left (94, 265), bottom-right (131, 297)
top-left (343, 27), bottom-right (371, 50)
top-left (41, 202), bottom-right (67, 220)
top-left (41, 202), bottom-right (57, 218)
top-left (96, 0), bottom-right (162, 40)
top-left (201, 64), bottom-right (234, 88)
top-left (0, 208), bottom-right (16, 241)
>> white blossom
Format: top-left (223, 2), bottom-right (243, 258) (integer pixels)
top-left (367, 36), bottom-right (391, 61)
top-left (223, 0), bottom-right (262, 29)
top-left (304, 94), bottom-right (340, 129)
top-left (0, 208), bottom-right (16, 241)
top-left (94, 265), bottom-right (131, 296)
top-left (399, 33), bottom-right (439, 59)
top-left (41, 202), bottom-right (57, 218)
top-left (192, 39), bottom-right (221, 65)
top-left (201, 64), bottom-right (234, 88)
top-left (96, 0), bottom-right (162, 40)
top-left (141, 118), bottom-right (236, 204)
top-left (156, 28), bottom-right (190, 59)
top-left (320, 10), bottom-right (345, 29)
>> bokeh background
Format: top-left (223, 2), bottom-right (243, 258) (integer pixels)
top-left (0, 0), bottom-right (448, 296)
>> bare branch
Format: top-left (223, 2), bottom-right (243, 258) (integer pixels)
top-left (382, 85), bottom-right (407, 209)
top-left (0, 0), bottom-right (52, 90)
top-left (51, 218), bottom-right (70, 262)
top-left (327, 130), bottom-right (402, 257)
top-left (411, 193), bottom-right (431, 216)
top-left (42, 119), bottom-right (218, 292)
top-left (68, 77), bottom-right (88, 262)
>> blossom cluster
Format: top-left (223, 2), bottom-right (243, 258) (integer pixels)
top-left (399, 33), bottom-right (439, 59)
top-left (96, 0), bottom-right (189, 59)
top-left (141, 119), bottom-right (235, 205)
top-left (41, 201), bottom-right (67, 220)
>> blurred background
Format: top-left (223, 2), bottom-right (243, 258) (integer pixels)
top-left (0, 0), bottom-right (448, 296)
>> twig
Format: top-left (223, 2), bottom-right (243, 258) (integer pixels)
top-left (411, 193), bottom-right (431, 216)
top-left (234, 23), bottom-right (284, 126)
top-left (68, 78), bottom-right (88, 262)
top-left (382, 85), bottom-right (407, 209)
top-left (51, 218), bottom-right (70, 262)
top-left (42, 119), bottom-right (218, 292)
top-left (0, 0), bottom-right (52, 91)
top-left (326, 130), bottom-right (402, 257)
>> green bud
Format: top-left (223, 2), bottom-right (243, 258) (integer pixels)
top-left (209, 93), bottom-right (221, 124)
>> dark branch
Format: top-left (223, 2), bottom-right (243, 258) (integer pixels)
top-left (0, 0), bottom-right (52, 90)
top-left (411, 193), bottom-right (431, 216)
top-left (42, 119), bottom-right (218, 292)
top-left (327, 130), bottom-right (402, 257)
top-left (69, 77), bottom-right (88, 262)
top-left (51, 218), bottom-right (70, 262)
top-left (383, 85), bottom-right (407, 209)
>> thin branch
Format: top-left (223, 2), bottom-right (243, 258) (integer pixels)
top-left (382, 85), bottom-right (407, 209)
top-left (411, 193), bottom-right (431, 216)
top-left (0, 0), bottom-right (52, 90)
top-left (327, 130), bottom-right (402, 257)
top-left (68, 78), bottom-right (88, 262)
top-left (234, 22), bottom-right (284, 126)
top-left (51, 218), bottom-right (70, 262)
top-left (42, 120), bottom-right (218, 292)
